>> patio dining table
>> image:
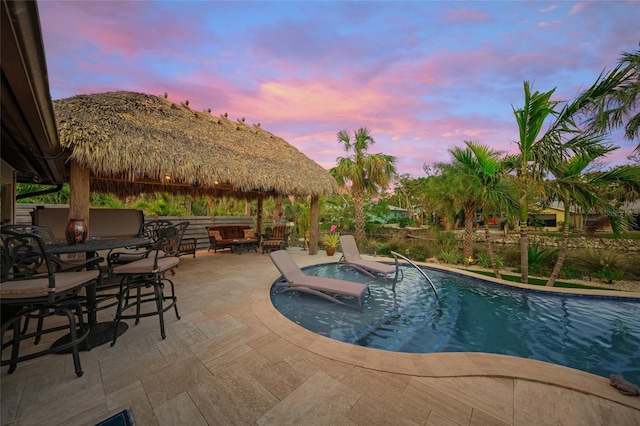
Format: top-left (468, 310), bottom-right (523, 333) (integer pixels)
top-left (46, 237), bottom-right (149, 350)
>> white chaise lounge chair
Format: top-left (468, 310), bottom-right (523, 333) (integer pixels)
top-left (269, 250), bottom-right (370, 311)
top-left (339, 235), bottom-right (401, 285)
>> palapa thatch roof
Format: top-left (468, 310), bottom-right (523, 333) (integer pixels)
top-left (53, 91), bottom-right (338, 199)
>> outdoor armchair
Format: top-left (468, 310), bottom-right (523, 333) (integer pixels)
top-left (168, 221), bottom-right (195, 259)
top-left (261, 225), bottom-right (290, 253)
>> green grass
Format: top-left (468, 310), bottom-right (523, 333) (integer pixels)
top-left (470, 270), bottom-right (610, 290)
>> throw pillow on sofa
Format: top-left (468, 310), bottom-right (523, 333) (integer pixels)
top-left (243, 229), bottom-right (255, 239)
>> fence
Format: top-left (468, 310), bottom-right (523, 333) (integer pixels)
top-left (15, 204), bottom-right (283, 252)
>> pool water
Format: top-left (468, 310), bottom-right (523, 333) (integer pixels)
top-left (270, 263), bottom-right (640, 384)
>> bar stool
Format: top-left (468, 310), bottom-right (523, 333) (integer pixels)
top-left (1, 231), bottom-right (98, 376)
top-left (110, 226), bottom-right (181, 345)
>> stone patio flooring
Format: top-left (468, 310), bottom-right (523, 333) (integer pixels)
top-left (2, 248), bottom-right (639, 425)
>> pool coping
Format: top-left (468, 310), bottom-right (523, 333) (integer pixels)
top-left (252, 256), bottom-right (640, 411)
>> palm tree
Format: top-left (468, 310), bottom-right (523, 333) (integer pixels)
top-left (330, 128), bottom-right (397, 245)
top-left (449, 141), bottom-right (517, 278)
top-left (583, 46), bottom-right (640, 151)
top-left (544, 151), bottom-right (640, 286)
top-left (286, 196), bottom-right (311, 248)
top-left (508, 82), bottom-right (562, 283)
top-left (508, 77), bottom-right (625, 283)
top-left (448, 148), bottom-right (482, 262)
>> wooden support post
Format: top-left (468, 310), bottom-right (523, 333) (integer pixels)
top-left (309, 195), bottom-right (319, 255)
top-left (69, 160), bottom-right (90, 234)
top-left (256, 194), bottom-right (263, 244)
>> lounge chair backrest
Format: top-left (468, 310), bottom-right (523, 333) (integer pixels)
top-left (339, 235), bottom-right (362, 261)
top-left (269, 250), bottom-right (305, 282)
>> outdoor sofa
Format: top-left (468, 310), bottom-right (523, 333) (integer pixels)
top-left (206, 225), bottom-right (258, 252)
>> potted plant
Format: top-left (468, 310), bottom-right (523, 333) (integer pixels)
top-left (322, 232), bottom-right (340, 256)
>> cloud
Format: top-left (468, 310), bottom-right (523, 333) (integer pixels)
top-left (444, 8), bottom-right (491, 22)
top-left (569, 2), bottom-right (588, 15)
top-left (37, 1), bottom-right (640, 179)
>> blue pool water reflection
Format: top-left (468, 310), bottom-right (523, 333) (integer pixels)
top-left (270, 263), bottom-right (640, 383)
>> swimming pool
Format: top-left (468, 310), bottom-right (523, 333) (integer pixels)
top-left (270, 263), bottom-right (640, 384)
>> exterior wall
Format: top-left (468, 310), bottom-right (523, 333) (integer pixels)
top-left (387, 206), bottom-right (409, 220)
top-left (534, 207), bottom-right (584, 232)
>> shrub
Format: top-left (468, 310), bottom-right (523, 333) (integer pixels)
top-left (408, 240), bottom-right (432, 260)
top-left (558, 267), bottom-right (583, 280)
top-left (436, 230), bottom-right (457, 248)
top-left (528, 244), bottom-right (559, 274)
top-left (406, 246), bottom-right (427, 262)
top-left (476, 250), bottom-right (504, 269)
top-left (571, 249), bottom-right (631, 283)
top-left (530, 218), bottom-right (545, 231)
top-left (376, 242), bottom-right (391, 256)
top-left (384, 232), bottom-right (407, 253)
top-left (500, 247), bottom-right (521, 268)
top-left (364, 222), bottom-right (380, 232)
top-left (360, 237), bottom-right (382, 255)
top-left (440, 249), bottom-right (462, 264)
top-left (592, 267), bottom-right (625, 283)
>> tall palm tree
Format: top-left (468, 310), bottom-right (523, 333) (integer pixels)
top-left (449, 141), bottom-right (517, 279)
top-left (544, 151), bottom-right (640, 286)
top-left (509, 77), bottom-right (625, 283)
top-left (330, 128), bottom-right (397, 245)
top-left (508, 82), bottom-right (561, 283)
top-left (583, 46), bottom-right (640, 151)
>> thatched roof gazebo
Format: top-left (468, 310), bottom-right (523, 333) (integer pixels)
top-left (53, 91), bottom-right (337, 254)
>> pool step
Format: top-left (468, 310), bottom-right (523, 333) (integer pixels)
top-left (397, 288), bottom-right (460, 352)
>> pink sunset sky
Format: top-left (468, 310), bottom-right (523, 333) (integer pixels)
top-left (39, 1), bottom-right (639, 178)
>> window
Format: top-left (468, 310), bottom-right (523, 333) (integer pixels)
top-left (531, 214), bottom-right (556, 228)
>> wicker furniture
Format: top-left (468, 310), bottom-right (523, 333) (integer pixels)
top-left (206, 225), bottom-right (258, 253)
top-left (261, 225), bottom-right (290, 254)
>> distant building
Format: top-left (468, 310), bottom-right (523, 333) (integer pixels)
top-left (530, 201), bottom-right (585, 232)
top-left (387, 205), bottom-right (409, 220)
top-left (531, 200), bottom-right (640, 232)
top-left (366, 205), bottom-right (409, 224)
